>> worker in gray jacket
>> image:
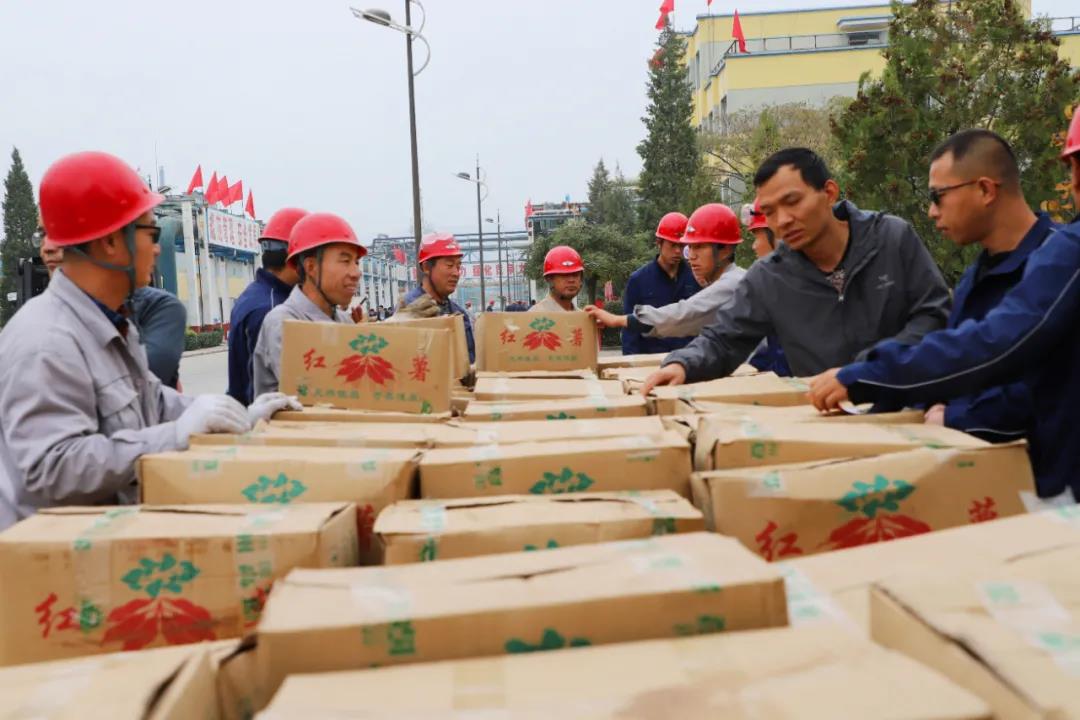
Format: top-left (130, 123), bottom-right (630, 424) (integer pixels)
top-left (0, 152), bottom-right (296, 531)
top-left (253, 212), bottom-right (366, 395)
top-left (585, 203), bottom-right (746, 339)
top-left (643, 147), bottom-right (950, 395)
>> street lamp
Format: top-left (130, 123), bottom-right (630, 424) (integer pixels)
top-left (349, 2), bottom-right (430, 284)
top-left (455, 160), bottom-right (488, 308)
top-left (485, 212), bottom-right (504, 310)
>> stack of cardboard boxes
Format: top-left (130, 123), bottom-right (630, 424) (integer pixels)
top-left (1, 312), bottom-right (1070, 719)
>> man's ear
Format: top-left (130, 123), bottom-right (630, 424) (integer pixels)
top-left (823, 178), bottom-right (842, 204)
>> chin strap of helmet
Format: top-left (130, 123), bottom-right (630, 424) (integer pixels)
top-left (67, 223), bottom-right (143, 340)
top-left (307, 247), bottom-right (341, 317)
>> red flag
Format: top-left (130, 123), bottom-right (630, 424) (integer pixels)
top-left (217, 176), bottom-right (229, 206)
top-left (732, 10), bottom-right (748, 53)
top-left (245, 189), bottom-right (256, 219)
top-left (185, 165), bottom-right (203, 194)
top-left (707, 0), bottom-right (713, 5)
top-left (205, 171), bottom-right (220, 203)
top-left (392, 246), bottom-right (407, 264)
top-left (525, 200), bottom-right (534, 218)
top-left (228, 180), bottom-right (243, 206)
top-left (659, 0), bottom-right (674, 12)
top-left (655, 11), bottom-right (668, 30)
top-left (650, 48), bottom-right (666, 68)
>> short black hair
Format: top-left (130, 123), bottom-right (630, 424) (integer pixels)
top-left (930, 129), bottom-right (1020, 190)
top-left (753, 148), bottom-right (831, 190)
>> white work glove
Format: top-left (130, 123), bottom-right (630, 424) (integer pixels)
top-left (248, 392), bottom-right (303, 426)
top-left (174, 395), bottom-right (252, 448)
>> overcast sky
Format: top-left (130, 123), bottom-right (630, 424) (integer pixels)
top-left (0, 0), bottom-right (1074, 239)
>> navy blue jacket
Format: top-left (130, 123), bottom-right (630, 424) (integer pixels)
top-left (227, 269), bottom-right (293, 404)
top-left (748, 336), bottom-right (792, 376)
top-left (131, 287), bottom-right (187, 390)
top-left (838, 216), bottom-right (1080, 499)
top-left (403, 286), bottom-right (476, 363)
top-left (621, 257), bottom-right (700, 355)
top-left (941, 214), bottom-right (1055, 443)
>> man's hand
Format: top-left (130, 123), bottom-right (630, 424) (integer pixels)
top-left (351, 306), bottom-right (365, 323)
top-left (642, 364), bottom-right (686, 396)
top-left (924, 403), bottom-right (946, 426)
top-left (584, 305), bottom-right (628, 329)
top-left (387, 294), bottom-right (439, 321)
top-left (808, 368), bottom-right (849, 411)
top-left (248, 392), bottom-right (303, 426)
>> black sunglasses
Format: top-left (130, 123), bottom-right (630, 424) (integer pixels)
top-left (134, 224), bottom-right (162, 244)
top-left (926, 179), bottom-right (1002, 206)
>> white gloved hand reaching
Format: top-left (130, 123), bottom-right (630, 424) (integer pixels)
top-left (248, 392), bottom-right (303, 426)
top-left (174, 395), bottom-right (252, 448)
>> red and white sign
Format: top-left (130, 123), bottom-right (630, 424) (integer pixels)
top-left (206, 208), bottom-right (261, 253)
top-left (461, 262), bottom-right (526, 279)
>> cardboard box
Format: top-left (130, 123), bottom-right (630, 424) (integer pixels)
top-left (213, 638), bottom-right (263, 720)
top-left (648, 372), bottom-right (812, 414)
top-left (691, 417), bottom-right (989, 471)
top-left (780, 507), bottom-right (1080, 635)
top-left (475, 311), bottom-right (598, 372)
top-left (279, 319), bottom-right (452, 414)
top-left (139, 446), bottom-right (417, 563)
top-left (419, 430), bottom-right (693, 499)
top-left (376, 490), bottom-right (705, 564)
top-left (472, 377), bottom-right (623, 402)
top-left (690, 444), bottom-right (1034, 563)
top-left (475, 369), bottom-right (598, 379)
top-left (387, 314), bottom-right (470, 381)
top-left (673, 399), bottom-right (926, 424)
top-left (273, 406), bottom-right (451, 423)
top-left (870, 518), bottom-right (1080, 719)
top-left (599, 365), bottom-right (660, 382)
top-left (0, 504), bottom-right (358, 666)
top-left (0, 643), bottom-right (222, 720)
top-left (254, 532), bottom-right (789, 697)
top-left (257, 626), bottom-right (989, 719)
top-left (597, 352), bottom-right (669, 370)
top-left (462, 394), bottom-right (648, 422)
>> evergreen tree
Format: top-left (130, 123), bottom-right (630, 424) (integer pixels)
top-left (586, 159), bottom-right (612, 225)
top-left (636, 19), bottom-right (702, 232)
top-left (1, 148), bottom-right (39, 325)
top-left (832, 0), bottom-right (1080, 284)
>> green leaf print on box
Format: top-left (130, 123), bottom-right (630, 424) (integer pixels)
top-left (529, 468), bottom-right (595, 494)
top-left (241, 472), bottom-right (308, 504)
top-left (505, 628), bottom-right (591, 654)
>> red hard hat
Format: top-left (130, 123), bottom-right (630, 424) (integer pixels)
top-left (543, 245), bottom-right (584, 276)
top-left (260, 207), bottom-right (309, 243)
top-left (741, 199), bottom-right (769, 232)
top-left (1063, 109), bottom-right (1080, 160)
top-left (418, 232), bottom-right (463, 264)
top-left (39, 151), bottom-right (164, 246)
top-left (655, 211), bottom-right (689, 242)
top-left (286, 212), bottom-right (366, 268)
top-left (681, 204), bottom-right (742, 245)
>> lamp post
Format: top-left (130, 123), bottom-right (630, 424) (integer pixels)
top-left (455, 160), bottom-right (488, 308)
top-left (485, 212), bottom-right (504, 310)
top-left (350, 2), bottom-right (429, 284)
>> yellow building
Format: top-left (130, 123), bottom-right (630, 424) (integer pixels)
top-left (684, 3), bottom-right (1078, 133)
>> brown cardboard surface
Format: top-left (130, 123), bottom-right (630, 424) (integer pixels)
top-left (599, 365), bottom-right (660, 382)
top-left (461, 394), bottom-right (648, 422)
top-left (0, 643), bottom-right (222, 720)
top-left (870, 511), bottom-right (1080, 719)
top-left (691, 444), bottom-right (1033, 563)
top-left (472, 377), bottom-right (623, 402)
top-left (376, 490), bottom-right (704, 563)
top-left (692, 417), bottom-right (989, 471)
top-left (257, 626), bottom-right (989, 719)
top-left (279, 320), bottom-right (452, 414)
top-left (0, 504), bottom-right (358, 666)
top-left (674, 399), bottom-right (925, 424)
top-left (388, 315), bottom-right (470, 381)
top-left (475, 311), bottom-right (598, 372)
top-left (273, 406), bottom-right (451, 423)
top-left (139, 445), bottom-right (416, 563)
top-left (648, 373), bottom-right (812, 414)
top-left (475, 369), bottom-right (598, 379)
top-left (781, 507), bottom-right (1080, 636)
top-left (212, 638), bottom-right (263, 720)
top-left (596, 352), bottom-right (669, 370)
top-left (419, 430), bottom-right (693, 499)
top-left (254, 532), bottom-right (789, 699)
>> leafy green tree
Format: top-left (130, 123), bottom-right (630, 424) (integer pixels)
top-left (586, 159), bottom-right (612, 225)
top-left (831, 0), bottom-right (1080, 284)
top-left (1, 148), bottom-right (39, 325)
top-left (524, 219), bottom-right (652, 304)
top-left (636, 19), bottom-right (702, 232)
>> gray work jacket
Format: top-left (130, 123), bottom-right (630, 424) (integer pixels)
top-left (634, 264), bottom-right (746, 338)
top-left (0, 271), bottom-right (192, 530)
top-left (664, 200), bottom-right (951, 380)
top-left (252, 286), bottom-right (351, 396)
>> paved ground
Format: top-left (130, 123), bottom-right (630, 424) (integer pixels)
top-left (179, 346), bottom-right (624, 399)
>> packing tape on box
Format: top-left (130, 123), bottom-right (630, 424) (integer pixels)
top-left (72, 507), bottom-right (141, 622)
top-left (14, 656), bottom-right (101, 717)
top-left (467, 444), bottom-right (502, 463)
top-left (232, 509), bottom-right (285, 628)
top-left (976, 578), bottom-right (1080, 676)
top-left (619, 435), bottom-right (661, 461)
top-left (349, 572), bottom-right (416, 617)
top-left (452, 657), bottom-right (507, 711)
top-left (346, 448), bottom-right (394, 478)
top-left (419, 503), bottom-right (448, 533)
top-left (778, 565), bottom-right (859, 632)
top-left (748, 469), bottom-right (787, 498)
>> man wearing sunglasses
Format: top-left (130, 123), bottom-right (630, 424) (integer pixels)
top-left (810, 115), bottom-right (1080, 503)
top-left (0, 151), bottom-right (297, 530)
